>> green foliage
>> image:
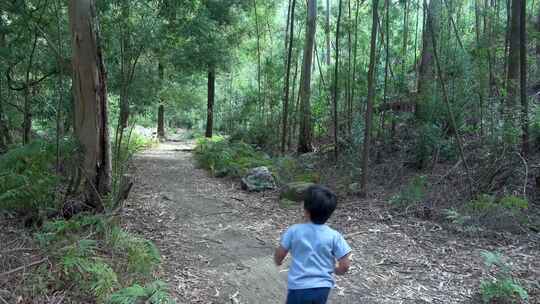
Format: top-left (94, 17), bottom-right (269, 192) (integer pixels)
top-left (194, 136), bottom-right (272, 177)
top-left (479, 251), bottom-right (528, 303)
top-left (0, 139), bottom-right (76, 213)
top-left (390, 175), bottom-right (427, 207)
top-left (107, 281), bottom-right (175, 304)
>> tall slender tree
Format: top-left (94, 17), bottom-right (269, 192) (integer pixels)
top-left (519, 0), bottom-right (528, 155)
top-left (333, 0), bottom-right (343, 160)
top-left (298, 0), bottom-right (317, 153)
top-left (505, 0), bottom-right (520, 143)
top-left (360, 0), bottom-right (379, 196)
top-left (282, 0), bottom-right (297, 153)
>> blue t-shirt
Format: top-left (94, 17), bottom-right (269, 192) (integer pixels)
top-left (280, 223), bottom-right (352, 290)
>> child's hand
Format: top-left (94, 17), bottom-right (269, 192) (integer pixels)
top-left (274, 246), bottom-right (288, 266)
top-left (334, 253), bottom-right (351, 275)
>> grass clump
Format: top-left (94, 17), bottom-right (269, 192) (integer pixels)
top-left (194, 136), bottom-right (272, 177)
top-left (479, 251), bottom-right (528, 303)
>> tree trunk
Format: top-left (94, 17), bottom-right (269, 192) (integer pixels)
top-left (157, 61), bottom-right (165, 139)
top-left (0, 81), bottom-right (7, 153)
top-left (118, 0), bottom-right (130, 133)
top-left (333, 0), bottom-right (343, 160)
top-left (381, 0), bottom-right (390, 139)
top-left (402, 0), bottom-right (409, 78)
top-left (519, 0), bottom-right (528, 156)
top-left (505, 0), bottom-right (520, 143)
top-left (417, 0), bottom-right (441, 120)
top-left (360, 0), bottom-right (379, 197)
top-left (69, 0), bottom-right (112, 210)
top-left (297, 0), bottom-right (317, 153)
top-left (206, 68), bottom-right (215, 138)
top-left (326, 0), bottom-right (331, 66)
top-left (253, 0), bottom-right (262, 114)
top-left (23, 33), bottom-right (38, 145)
top-left (157, 104), bottom-right (165, 138)
top-left (351, 0), bottom-right (360, 110)
top-left (346, 0), bottom-right (353, 135)
top-left (282, 0), bottom-right (297, 153)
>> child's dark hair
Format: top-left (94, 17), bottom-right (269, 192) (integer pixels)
top-left (304, 185), bottom-right (337, 225)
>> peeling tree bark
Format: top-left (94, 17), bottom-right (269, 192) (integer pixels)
top-left (69, 0), bottom-right (112, 210)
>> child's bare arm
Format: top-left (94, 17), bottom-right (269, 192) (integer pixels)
top-left (274, 246), bottom-right (288, 266)
top-left (334, 253), bottom-right (351, 275)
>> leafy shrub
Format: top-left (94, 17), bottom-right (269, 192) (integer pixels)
top-left (0, 139), bottom-right (76, 213)
top-left (194, 136), bottom-right (272, 177)
top-left (479, 251), bottom-right (528, 303)
top-left (390, 175), bottom-right (427, 207)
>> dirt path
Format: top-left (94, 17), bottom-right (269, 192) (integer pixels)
top-left (122, 136), bottom-right (540, 304)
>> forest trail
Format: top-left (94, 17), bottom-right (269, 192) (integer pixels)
top-left (121, 132), bottom-right (539, 304)
top-left (122, 133), bottom-right (289, 303)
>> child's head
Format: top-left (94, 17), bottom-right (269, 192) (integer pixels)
top-left (304, 185), bottom-right (337, 225)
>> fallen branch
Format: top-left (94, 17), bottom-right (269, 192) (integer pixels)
top-left (0, 258), bottom-right (47, 279)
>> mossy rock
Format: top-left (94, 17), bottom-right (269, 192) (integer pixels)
top-left (279, 182), bottom-right (315, 202)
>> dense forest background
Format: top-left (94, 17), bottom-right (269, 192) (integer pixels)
top-left (0, 0), bottom-right (539, 303)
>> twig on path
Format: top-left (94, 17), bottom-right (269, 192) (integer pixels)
top-left (0, 248), bottom-right (34, 254)
top-left (0, 295), bottom-right (8, 304)
top-left (230, 291), bottom-right (239, 304)
top-left (0, 258), bottom-right (47, 279)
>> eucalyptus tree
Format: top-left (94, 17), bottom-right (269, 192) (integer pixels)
top-left (69, 0), bottom-right (112, 210)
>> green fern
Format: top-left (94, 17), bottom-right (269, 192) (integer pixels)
top-left (481, 278), bottom-right (529, 303)
top-left (107, 281), bottom-right (175, 304)
top-left (479, 251), bottom-right (528, 303)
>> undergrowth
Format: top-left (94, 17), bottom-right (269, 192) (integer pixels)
top-left (35, 214), bottom-right (173, 303)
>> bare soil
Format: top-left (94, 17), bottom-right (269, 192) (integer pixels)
top-left (121, 136), bottom-right (540, 304)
